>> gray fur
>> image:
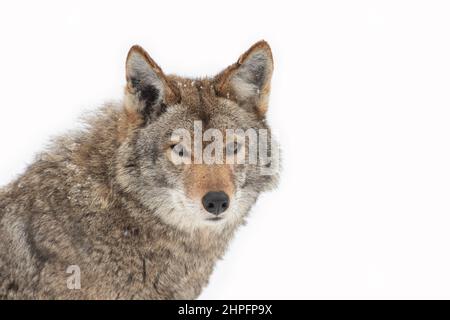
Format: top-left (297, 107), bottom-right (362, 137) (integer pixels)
top-left (0, 41), bottom-right (279, 299)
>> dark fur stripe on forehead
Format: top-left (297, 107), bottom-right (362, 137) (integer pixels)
top-left (168, 77), bottom-right (213, 126)
top-left (195, 81), bottom-right (216, 126)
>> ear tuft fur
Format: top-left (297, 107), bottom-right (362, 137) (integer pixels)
top-left (215, 40), bottom-right (274, 117)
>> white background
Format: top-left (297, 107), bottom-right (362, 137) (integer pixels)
top-left (1, 0), bottom-right (450, 299)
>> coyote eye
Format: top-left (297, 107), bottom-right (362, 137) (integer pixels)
top-left (169, 143), bottom-right (190, 163)
top-left (226, 142), bottom-right (242, 155)
top-left (171, 144), bottom-right (184, 157)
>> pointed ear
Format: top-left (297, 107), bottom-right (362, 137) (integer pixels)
top-left (125, 45), bottom-right (178, 121)
top-left (215, 40), bottom-right (274, 117)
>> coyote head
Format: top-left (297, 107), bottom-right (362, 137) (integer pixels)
top-left (116, 41), bottom-right (279, 233)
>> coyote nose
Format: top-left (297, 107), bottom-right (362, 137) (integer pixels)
top-left (202, 191), bottom-right (229, 215)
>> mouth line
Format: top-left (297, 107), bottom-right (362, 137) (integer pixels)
top-left (206, 216), bottom-right (223, 222)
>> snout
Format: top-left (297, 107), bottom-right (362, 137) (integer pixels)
top-left (202, 191), bottom-right (230, 215)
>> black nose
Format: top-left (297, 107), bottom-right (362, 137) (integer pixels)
top-left (202, 191), bottom-right (230, 215)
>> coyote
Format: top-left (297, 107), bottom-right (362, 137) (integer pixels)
top-left (0, 41), bottom-right (279, 299)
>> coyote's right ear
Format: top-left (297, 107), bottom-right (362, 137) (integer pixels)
top-left (125, 45), bottom-right (177, 121)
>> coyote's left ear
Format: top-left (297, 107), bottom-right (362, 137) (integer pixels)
top-left (215, 40), bottom-right (274, 117)
top-left (125, 45), bottom-right (178, 122)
